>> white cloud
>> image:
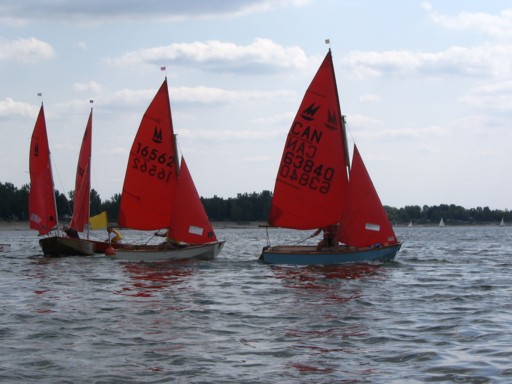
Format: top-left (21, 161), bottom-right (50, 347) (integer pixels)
top-left (171, 86), bottom-right (293, 103)
top-left (73, 81), bottom-right (103, 94)
top-left (76, 41), bottom-right (88, 51)
top-left (340, 5), bottom-right (512, 80)
top-left (105, 39), bottom-right (313, 73)
top-left (359, 94), bottom-right (380, 102)
top-left (0, 37), bottom-right (54, 63)
top-left (46, 84), bottom-right (294, 115)
top-left (461, 80), bottom-right (512, 112)
top-left (341, 44), bottom-right (512, 79)
top-left (423, 2), bottom-right (512, 39)
top-left (0, 0), bottom-right (310, 25)
top-left (177, 127), bottom-right (283, 140)
top-left (0, 98), bottom-right (37, 118)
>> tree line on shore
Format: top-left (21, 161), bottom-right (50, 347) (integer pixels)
top-left (1, 181), bottom-right (510, 225)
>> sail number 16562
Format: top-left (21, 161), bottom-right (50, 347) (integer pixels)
top-left (131, 142), bottom-right (176, 182)
top-left (135, 143), bottom-right (175, 168)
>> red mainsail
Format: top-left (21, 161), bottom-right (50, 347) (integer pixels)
top-left (119, 79), bottom-right (179, 230)
top-left (338, 145), bottom-right (398, 247)
top-left (70, 109), bottom-right (92, 232)
top-left (167, 157), bottom-right (217, 244)
top-left (269, 50), bottom-right (349, 229)
top-left (29, 105), bottom-right (58, 235)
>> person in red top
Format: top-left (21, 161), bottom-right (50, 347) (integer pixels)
top-left (311, 223), bottom-right (339, 251)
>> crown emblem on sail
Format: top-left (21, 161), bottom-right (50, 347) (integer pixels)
top-left (301, 103), bottom-right (321, 121)
top-left (325, 109), bottom-right (338, 131)
top-left (152, 126), bottom-right (163, 143)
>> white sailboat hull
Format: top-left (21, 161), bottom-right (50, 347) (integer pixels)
top-left (111, 241), bottom-right (225, 262)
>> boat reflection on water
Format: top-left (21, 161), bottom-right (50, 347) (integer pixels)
top-left (270, 263), bottom-right (381, 290)
top-left (271, 263), bottom-right (385, 376)
top-left (119, 261), bottom-right (194, 298)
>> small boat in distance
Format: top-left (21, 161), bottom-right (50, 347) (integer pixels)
top-left (439, 218), bottom-right (445, 227)
top-left (0, 244), bottom-right (10, 253)
top-left (115, 78), bottom-right (224, 261)
top-left (29, 104), bottom-right (95, 256)
top-left (260, 49), bottom-right (401, 265)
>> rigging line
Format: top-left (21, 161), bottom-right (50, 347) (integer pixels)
top-left (292, 233), bottom-right (314, 245)
top-left (52, 158), bottom-right (73, 217)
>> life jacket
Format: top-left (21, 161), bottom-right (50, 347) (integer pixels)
top-left (111, 228), bottom-right (124, 243)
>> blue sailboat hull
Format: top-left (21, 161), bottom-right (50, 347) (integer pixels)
top-left (259, 243), bottom-right (401, 265)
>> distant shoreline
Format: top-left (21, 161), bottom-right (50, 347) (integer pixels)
top-left (0, 220), bottom-right (506, 231)
top-left (0, 221), bottom-right (267, 231)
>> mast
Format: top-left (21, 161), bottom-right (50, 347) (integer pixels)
top-left (165, 77), bottom-right (180, 175)
top-left (40, 100), bottom-right (59, 234)
top-left (328, 48), bottom-right (351, 177)
top-left (47, 103), bottom-right (59, 232)
top-left (86, 103), bottom-right (93, 239)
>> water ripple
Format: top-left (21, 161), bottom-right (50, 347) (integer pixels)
top-left (1, 226), bottom-right (512, 382)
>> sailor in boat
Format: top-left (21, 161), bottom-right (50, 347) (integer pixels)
top-left (311, 224), bottom-right (340, 251)
top-left (106, 226), bottom-right (125, 244)
top-left (63, 225), bottom-right (80, 239)
top-left (154, 229), bottom-right (188, 249)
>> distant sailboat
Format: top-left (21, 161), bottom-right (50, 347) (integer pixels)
top-left (114, 78), bottom-right (224, 262)
top-left (439, 218), bottom-right (445, 227)
top-left (29, 104), bottom-right (95, 256)
top-left (260, 49), bottom-right (400, 265)
top-left (408, 221), bottom-right (413, 227)
top-left (0, 244), bottom-right (10, 253)
top-left (500, 218), bottom-right (505, 226)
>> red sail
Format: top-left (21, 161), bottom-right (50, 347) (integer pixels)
top-left (119, 79), bottom-right (179, 230)
top-left (29, 105), bottom-right (58, 235)
top-left (167, 157), bottom-right (217, 244)
top-left (338, 145), bottom-right (398, 247)
top-left (70, 109), bottom-right (92, 232)
top-left (269, 50), bottom-right (349, 229)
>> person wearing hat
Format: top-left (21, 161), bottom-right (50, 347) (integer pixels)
top-left (63, 225), bottom-right (79, 239)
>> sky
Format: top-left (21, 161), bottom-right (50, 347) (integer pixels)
top-left (1, 0), bottom-right (512, 210)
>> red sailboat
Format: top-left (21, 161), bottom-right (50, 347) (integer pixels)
top-left (68, 109), bottom-right (123, 253)
top-left (114, 78), bottom-right (224, 261)
top-left (29, 104), bottom-right (95, 256)
top-left (260, 49), bottom-right (401, 265)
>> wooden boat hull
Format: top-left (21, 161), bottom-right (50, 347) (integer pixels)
top-left (39, 236), bottom-right (96, 257)
top-left (111, 241), bottom-right (225, 262)
top-left (259, 243), bottom-right (401, 265)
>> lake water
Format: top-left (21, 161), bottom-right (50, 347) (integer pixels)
top-left (1, 225), bottom-right (511, 383)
